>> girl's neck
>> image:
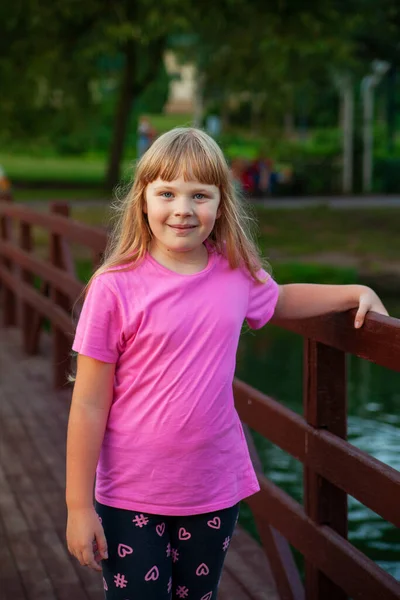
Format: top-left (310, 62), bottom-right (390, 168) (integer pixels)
top-left (148, 241), bottom-right (209, 275)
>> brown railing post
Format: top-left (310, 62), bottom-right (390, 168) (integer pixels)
top-left (0, 191), bottom-right (17, 326)
top-left (19, 221), bottom-right (36, 353)
top-left (50, 202), bottom-right (72, 388)
top-left (303, 338), bottom-right (348, 600)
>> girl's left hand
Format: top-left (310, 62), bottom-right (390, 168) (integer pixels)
top-left (354, 287), bottom-right (389, 328)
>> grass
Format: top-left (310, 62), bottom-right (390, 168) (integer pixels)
top-left (0, 113), bottom-right (194, 185)
top-left (254, 205), bottom-right (400, 263)
top-left (0, 154), bottom-right (109, 184)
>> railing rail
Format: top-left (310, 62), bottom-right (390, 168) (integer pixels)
top-left (1, 195), bottom-right (399, 600)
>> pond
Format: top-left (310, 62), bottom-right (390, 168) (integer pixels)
top-left (236, 303), bottom-right (400, 582)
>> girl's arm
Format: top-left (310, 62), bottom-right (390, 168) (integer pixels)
top-left (272, 284), bottom-right (388, 327)
top-left (66, 354), bottom-right (115, 570)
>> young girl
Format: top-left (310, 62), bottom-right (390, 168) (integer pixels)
top-left (66, 127), bottom-right (388, 600)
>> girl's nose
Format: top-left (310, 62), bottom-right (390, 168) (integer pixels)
top-left (174, 198), bottom-right (193, 216)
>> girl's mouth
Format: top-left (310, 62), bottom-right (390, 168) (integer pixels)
top-left (168, 224), bottom-right (197, 230)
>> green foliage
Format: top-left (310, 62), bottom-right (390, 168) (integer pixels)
top-left (272, 262), bottom-right (358, 285)
top-left (2, 0), bottom-right (400, 188)
top-left (374, 158), bottom-right (400, 193)
top-left (75, 259), bottom-right (94, 283)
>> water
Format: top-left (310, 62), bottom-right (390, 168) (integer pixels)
top-left (236, 317), bottom-right (400, 581)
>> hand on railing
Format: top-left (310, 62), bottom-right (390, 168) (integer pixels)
top-left (354, 288), bottom-right (389, 328)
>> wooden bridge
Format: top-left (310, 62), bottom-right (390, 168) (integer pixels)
top-left (1, 194), bottom-right (400, 600)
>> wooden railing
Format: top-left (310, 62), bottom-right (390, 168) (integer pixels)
top-left (1, 195), bottom-right (399, 600)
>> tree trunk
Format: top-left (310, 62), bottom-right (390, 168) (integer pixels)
top-left (106, 36), bottom-right (167, 190)
top-left (193, 72), bottom-right (205, 128)
top-left (106, 41), bottom-right (137, 190)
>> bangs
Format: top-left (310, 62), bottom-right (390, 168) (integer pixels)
top-left (140, 129), bottom-right (228, 187)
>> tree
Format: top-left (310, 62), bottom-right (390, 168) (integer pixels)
top-left (1, 0), bottom-right (186, 187)
top-left (2, 0), bottom-right (398, 186)
top-left (181, 1), bottom-right (361, 132)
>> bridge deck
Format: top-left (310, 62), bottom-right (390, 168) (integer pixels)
top-left (0, 326), bottom-right (279, 600)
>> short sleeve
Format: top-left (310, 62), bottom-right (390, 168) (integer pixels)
top-left (72, 276), bottom-right (123, 362)
top-left (246, 269), bottom-right (280, 329)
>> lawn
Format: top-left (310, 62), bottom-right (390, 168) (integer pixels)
top-left (254, 205), bottom-right (400, 264)
top-left (0, 154), bottom-right (138, 186)
top-left (0, 113), bottom-right (195, 186)
top-left (0, 154), bottom-right (108, 184)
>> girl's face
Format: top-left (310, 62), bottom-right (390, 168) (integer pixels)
top-left (144, 177), bottom-right (221, 258)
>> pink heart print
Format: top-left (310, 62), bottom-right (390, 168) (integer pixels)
top-left (118, 544), bottom-right (133, 558)
top-left (156, 522), bottom-right (165, 537)
top-left (103, 577), bottom-right (108, 591)
top-left (200, 593), bottom-right (213, 600)
top-left (145, 566), bottom-right (160, 581)
top-left (196, 563), bottom-right (210, 576)
top-left (178, 527), bottom-right (191, 540)
top-left (207, 516), bottom-right (221, 529)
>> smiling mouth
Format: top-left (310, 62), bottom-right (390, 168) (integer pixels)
top-left (168, 224), bottom-right (197, 230)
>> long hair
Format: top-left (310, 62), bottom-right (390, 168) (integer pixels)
top-left (91, 127), bottom-right (269, 285)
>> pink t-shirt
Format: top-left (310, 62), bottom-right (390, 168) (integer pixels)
top-left (72, 247), bottom-right (280, 516)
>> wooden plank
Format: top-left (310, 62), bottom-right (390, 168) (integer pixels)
top-left (19, 221), bottom-right (35, 354)
top-left (50, 203), bottom-right (75, 388)
top-left (0, 264), bottom-right (73, 335)
top-left (0, 202), bottom-right (107, 252)
top-left (0, 335), bottom-right (95, 600)
top-left (35, 529), bottom-right (90, 600)
top-left (218, 568), bottom-right (252, 599)
top-left (273, 310), bottom-right (400, 373)
top-left (0, 520), bottom-right (27, 600)
top-left (0, 206), bottom-right (17, 326)
top-left (0, 239), bottom-right (84, 300)
top-left (224, 526), bottom-right (280, 599)
top-left (0, 390), bottom-right (59, 494)
top-left (0, 467), bottom-right (56, 600)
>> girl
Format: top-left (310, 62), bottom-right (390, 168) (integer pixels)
top-left (66, 127), bottom-right (388, 600)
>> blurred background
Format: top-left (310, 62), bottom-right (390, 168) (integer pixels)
top-left (1, 0), bottom-right (400, 195)
top-left (1, 0), bottom-right (399, 583)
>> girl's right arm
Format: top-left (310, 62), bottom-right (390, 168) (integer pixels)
top-left (66, 354), bottom-right (115, 571)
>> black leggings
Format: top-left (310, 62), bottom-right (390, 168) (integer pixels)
top-left (95, 501), bottom-right (240, 600)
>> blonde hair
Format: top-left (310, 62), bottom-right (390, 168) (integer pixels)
top-left (92, 127), bottom-right (269, 285)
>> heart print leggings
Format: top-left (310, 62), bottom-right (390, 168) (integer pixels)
top-left (95, 500), bottom-right (240, 600)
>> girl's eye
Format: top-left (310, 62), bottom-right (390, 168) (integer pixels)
top-left (194, 193), bottom-right (205, 200)
top-left (161, 192), bottom-right (173, 198)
